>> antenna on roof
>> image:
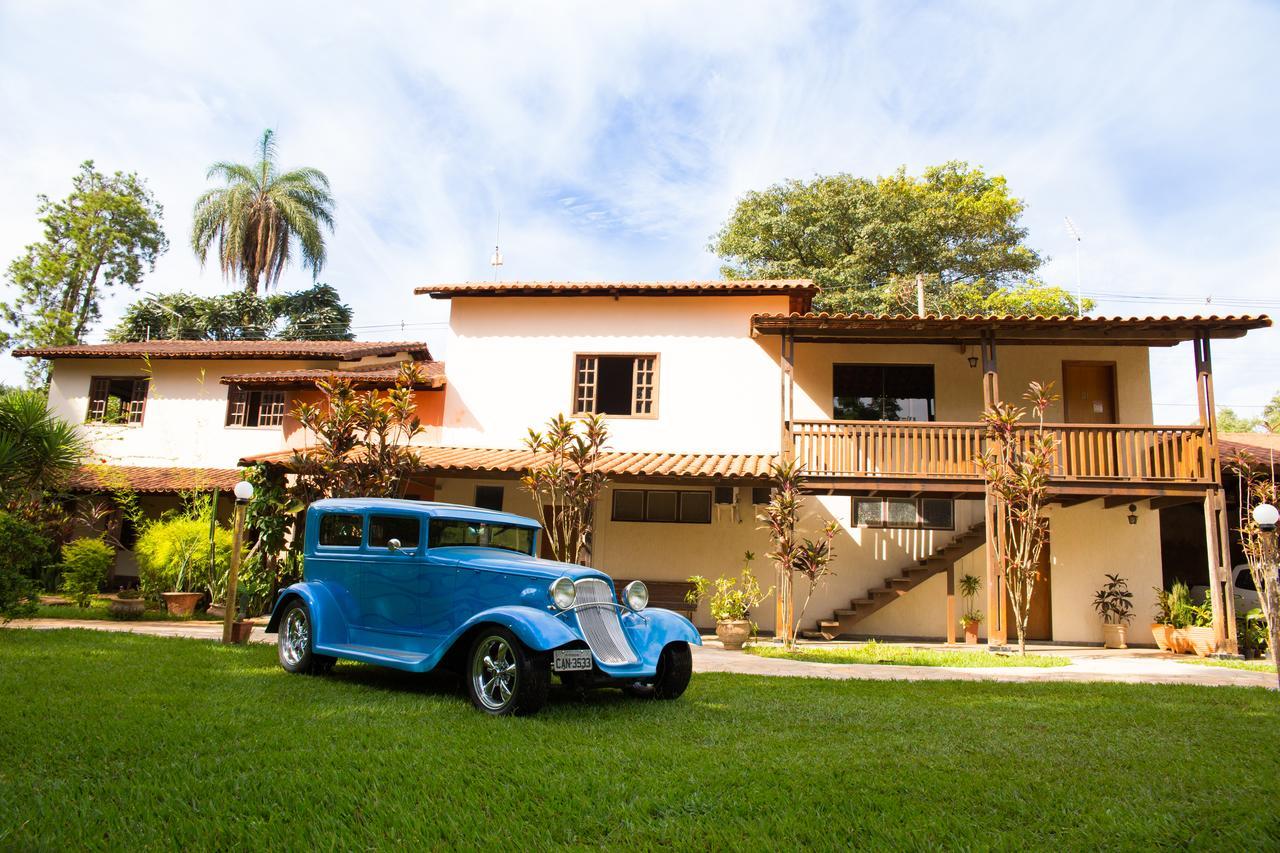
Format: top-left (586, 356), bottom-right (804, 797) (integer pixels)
top-left (1064, 216), bottom-right (1083, 318)
top-left (489, 214), bottom-right (504, 281)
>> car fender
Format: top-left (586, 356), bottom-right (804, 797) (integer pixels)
top-left (621, 607), bottom-right (702, 658)
top-left (453, 605), bottom-right (581, 653)
top-left (265, 582), bottom-right (348, 647)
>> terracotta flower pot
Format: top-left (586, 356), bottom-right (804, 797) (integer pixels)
top-left (161, 592), bottom-right (203, 617)
top-left (108, 596), bottom-right (146, 620)
top-left (962, 620), bottom-right (981, 645)
top-left (1180, 626), bottom-right (1215, 657)
top-left (1102, 623), bottom-right (1128, 649)
top-left (1150, 623), bottom-right (1173, 651)
top-left (230, 620), bottom-right (254, 644)
top-left (715, 619), bottom-right (751, 650)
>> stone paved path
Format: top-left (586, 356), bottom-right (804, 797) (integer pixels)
top-left (7, 619), bottom-right (1274, 689)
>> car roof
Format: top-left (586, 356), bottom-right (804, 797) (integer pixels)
top-left (308, 497), bottom-right (540, 529)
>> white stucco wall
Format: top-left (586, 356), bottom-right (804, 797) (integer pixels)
top-left (439, 294), bottom-right (789, 454)
top-left (46, 358), bottom-right (328, 468)
top-left (790, 342), bottom-right (1157, 424)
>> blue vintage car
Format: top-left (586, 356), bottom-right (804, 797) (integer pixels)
top-left (266, 498), bottom-right (701, 715)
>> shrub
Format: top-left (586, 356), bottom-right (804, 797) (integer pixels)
top-left (135, 515), bottom-right (231, 599)
top-left (0, 510), bottom-right (57, 588)
top-left (59, 537), bottom-right (115, 607)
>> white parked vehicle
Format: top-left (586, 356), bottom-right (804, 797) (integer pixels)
top-left (1193, 564), bottom-right (1261, 611)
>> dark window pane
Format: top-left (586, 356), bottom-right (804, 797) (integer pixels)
top-left (596, 356), bottom-right (634, 415)
top-left (613, 490), bottom-right (644, 521)
top-left (369, 515), bottom-right (420, 549)
top-left (319, 513), bottom-right (363, 547)
top-left (854, 499), bottom-right (883, 526)
top-left (679, 492), bottom-right (712, 524)
top-left (833, 365), bottom-right (934, 421)
top-left (646, 491), bottom-right (678, 522)
top-left (474, 486), bottom-right (504, 512)
top-left (886, 499), bottom-right (919, 527)
top-left (427, 519), bottom-right (534, 555)
top-left (752, 487), bottom-right (771, 505)
top-left (920, 499), bottom-right (954, 530)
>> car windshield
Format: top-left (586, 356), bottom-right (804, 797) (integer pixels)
top-left (428, 519), bottom-right (536, 555)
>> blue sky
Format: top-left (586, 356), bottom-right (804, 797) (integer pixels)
top-left (1, 0), bottom-right (1278, 421)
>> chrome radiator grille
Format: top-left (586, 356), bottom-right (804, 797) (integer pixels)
top-left (574, 578), bottom-right (637, 665)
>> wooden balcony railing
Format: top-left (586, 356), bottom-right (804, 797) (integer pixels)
top-left (791, 420), bottom-right (1214, 484)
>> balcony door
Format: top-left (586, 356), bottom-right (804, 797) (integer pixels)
top-left (1062, 362), bottom-right (1117, 424)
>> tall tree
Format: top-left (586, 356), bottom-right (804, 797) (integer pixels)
top-left (711, 162), bottom-right (1088, 315)
top-left (1217, 407), bottom-right (1261, 434)
top-left (108, 283), bottom-right (354, 342)
top-left (191, 130), bottom-right (335, 294)
top-left (1, 161), bottom-right (167, 384)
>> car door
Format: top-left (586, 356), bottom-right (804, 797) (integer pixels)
top-left (359, 513), bottom-right (424, 639)
top-left (310, 510), bottom-right (367, 629)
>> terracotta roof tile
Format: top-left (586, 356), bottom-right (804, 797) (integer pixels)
top-left (68, 466), bottom-right (243, 493)
top-left (1220, 432), bottom-right (1280, 467)
top-left (750, 313), bottom-right (1271, 346)
top-left (13, 340), bottom-right (432, 361)
top-left (243, 446), bottom-right (778, 482)
top-left (220, 361), bottom-right (446, 389)
top-left (416, 280), bottom-right (816, 298)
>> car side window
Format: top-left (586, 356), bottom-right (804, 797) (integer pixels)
top-left (318, 513), bottom-right (363, 547)
top-left (369, 515), bottom-right (421, 550)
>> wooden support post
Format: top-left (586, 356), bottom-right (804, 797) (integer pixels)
top-left (1194, 333), bottom-right (1237, 654)
top-left (980, 332), bottom-right (1008, 648)
top-left (946, 564), bottom-right (957, 644)
top-left (779, 332), bottom-right (794, 461)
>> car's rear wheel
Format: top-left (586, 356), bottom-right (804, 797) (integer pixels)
top-left (467, 627), bottom-right (550, 716)
top-left (622, 642), bottom-right (692, 700)
top-left (277, 599), bottom-right (334, 675)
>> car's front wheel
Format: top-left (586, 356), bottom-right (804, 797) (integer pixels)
top-left (622, 642), bottom-right (692, 700)
top-left (277, 599), bottom-right (335, 675)
top-left (467, 627), bottom-right (550, 716)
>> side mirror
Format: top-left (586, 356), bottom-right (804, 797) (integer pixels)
top-left (387, 538), bottom-right (401, 552)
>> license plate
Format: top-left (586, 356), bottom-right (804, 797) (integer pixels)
top-left (553, 649), bottom-right (593, 672)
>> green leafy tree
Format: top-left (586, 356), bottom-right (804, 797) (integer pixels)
top-left (192, 130), bottom-right (335, 294)
top-left (108, 283), bottom-right (353, 342)
top-left (0, 510), bottom-right (52, 619)
top-left (0, 390), bottom-right (87, 511)
top-left (712, 162), bottom-right (1089, 316)
top-left (59, 537), bottom-right (114, 607)
top-left (1263, 391), bottom-right (1280, 433)
top-left (1218, 407), bottom-right (1261, 434)
top-left (1, 161), bottom-right (167, 383)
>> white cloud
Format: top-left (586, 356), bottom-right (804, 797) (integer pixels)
top-left (1, 0), bottom-right (1277, 417)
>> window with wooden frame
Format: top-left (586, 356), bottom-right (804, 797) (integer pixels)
top-left (86, 377), bottom-right (149, 425)
top-left (572, 354), bottom-right (658, 417)
top-left (853, 497), bottom-right (954, 530)
top-left (225, 387), bottom-right (287, 428)
top-left (611, 489), bottom-right (711, 524)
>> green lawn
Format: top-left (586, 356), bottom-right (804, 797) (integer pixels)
top-left (33, 598), bottom-right (221, 622)
top-left (0, 630), bottom-right (1275, 849)
top-left (745, 640), bottom-right (1070, 668)
top-left (1184, 657), bottom-right (1278, 674)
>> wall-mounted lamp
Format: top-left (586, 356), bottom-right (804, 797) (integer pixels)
top-left (965, 346), bottom-right (979, 368)
top-left (1127, 504), bottom-right (1138, 526)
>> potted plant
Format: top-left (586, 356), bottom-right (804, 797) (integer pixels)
top-left (1150, 587), bottom-right (1174, 651)
top-left (108, 588), bottom-right (145, 620)
top-left (1092, 573), bottom-right (1134, 649)
top-left (686, 553), bottom-right (772, 650)
top-left (957, 573), bottom-right (983, 644)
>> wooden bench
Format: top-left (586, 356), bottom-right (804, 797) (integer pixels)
top-left (614, 579), bottom-right (697, 620)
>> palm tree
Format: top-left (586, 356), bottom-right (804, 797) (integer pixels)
top-left (0, 390), bottom-right (86, 506)
top-left (191, 130), bottom-right (335, 294)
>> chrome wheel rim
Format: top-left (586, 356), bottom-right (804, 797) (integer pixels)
top-left (281, 607), bottom-right (309, 667)
top-left (472, 636), bottom-right (517, 710)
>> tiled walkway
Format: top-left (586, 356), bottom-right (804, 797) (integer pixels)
top-left (7, 619), bottom-right (1274, 689)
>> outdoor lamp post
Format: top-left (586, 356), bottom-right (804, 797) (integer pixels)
top-left (1253, 502), bottom-right (1279, 533)
top-left (222, 480), bottom-right (254, 644)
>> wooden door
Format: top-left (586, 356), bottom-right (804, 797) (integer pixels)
top-left (1062, 362), bottom-right (1117, 424)
top-left (1006, 535), bottom-right (1052, 641)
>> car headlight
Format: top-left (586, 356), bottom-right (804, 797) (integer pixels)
top-left (550, 576), bottom-right (577, 610)
top-left (623, 580), bottom-right (649, 611)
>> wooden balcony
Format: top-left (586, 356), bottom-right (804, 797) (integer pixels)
top-left (791, 420), bottom-right (1216, 496)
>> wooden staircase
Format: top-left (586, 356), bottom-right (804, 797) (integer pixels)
top-left (801, 523), bottom-right (987, 640)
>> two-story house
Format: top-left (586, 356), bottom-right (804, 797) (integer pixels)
top-left (16, 339), bottom-right (444, 578)
top-left (296, 280), bottom-right (1261, 652)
